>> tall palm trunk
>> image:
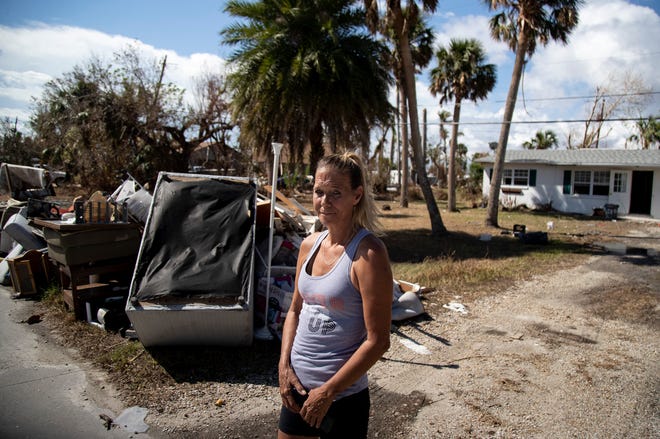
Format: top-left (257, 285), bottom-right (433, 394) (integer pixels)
top-left (486, 28), bottom-right (528, 227)
top-left (309, 121), bottom-right (324, 178)
top-left (399, 84), bottom-right (409, 208)
top-left (398, 31), bottom-right (446, 235)
top-left (448, 99), bottom-right (461, 212)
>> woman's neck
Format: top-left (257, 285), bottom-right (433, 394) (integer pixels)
top-left (325, 225), bottom-right (356, 246)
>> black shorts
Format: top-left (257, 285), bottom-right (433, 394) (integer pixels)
top-left (278, 388), bottom-right (370, 438)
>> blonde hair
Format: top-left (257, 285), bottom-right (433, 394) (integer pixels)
top-left (317, 151), bottom-right (384, 236)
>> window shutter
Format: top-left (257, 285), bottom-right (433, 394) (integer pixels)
top-left (563, 170), bottom-right (571, 194)
top-left (488, 168), bottom-right (493, 180)
top-left (529, 169), bottom-right (537, 187)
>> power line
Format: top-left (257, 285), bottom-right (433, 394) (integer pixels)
top-left (414, 116), bottom-right (658, 126)
top-left (419, 91), bottom-right (659, 107)
top-left (530, 51), bottom-right (660, 65)
top-left (494, 91), bottom-right (660, 103)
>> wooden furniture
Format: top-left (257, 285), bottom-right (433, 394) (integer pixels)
top-left (58, 257), bottom-right (136, 320)
top-left (7, 249), bottom-right (48, 297)
top-left (32, 219), bottom-right (140, 320)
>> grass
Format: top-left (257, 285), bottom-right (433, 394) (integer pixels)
top-left (102, 340), bottom-right (145, 368)
top-left (376, 200), bottom-right (598, 305)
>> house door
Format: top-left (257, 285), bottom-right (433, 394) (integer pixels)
top-left (629, 171), bottom-right (653, 215)
top-left (609, 170), bottom-right (630, 214)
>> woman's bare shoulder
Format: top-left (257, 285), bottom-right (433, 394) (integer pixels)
top-left (360, 232), bottom-right (387, 249)
top-left (356, 232), bottom-right (389, 259)
top-left (300, 231), bottom-right (322, 252)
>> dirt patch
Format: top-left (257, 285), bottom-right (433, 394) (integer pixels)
top-left (369, 252), bottom-right (659, 438)
top-left (583, 284), bottom-right (660, 328)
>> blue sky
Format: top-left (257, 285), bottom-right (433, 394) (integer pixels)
top-left (2, 0), bottom-right (659, 155)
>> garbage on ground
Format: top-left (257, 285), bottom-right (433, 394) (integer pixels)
top-left (0, 165), bottom-right (142, 331)
top-left (255, 265), bottom-right (296, 332)
top-left (0, 163), bottom-right (63, 201)
top-left (107, 173), bottom-right (152, 225)
top-left (114, 406), bottom-right (149, 433)
top-left (513, 224), bottom-right (526, 237)
top-left (519, 231), bottom-right (549, 245)
top-left (392, 279), bottom-right (425, 321)
top-left (507, 223), bottom-right (549, 245)
top-left (443, 302), bottom-right (468, 314)
top-left (398, 337), bottom-right (432, 355)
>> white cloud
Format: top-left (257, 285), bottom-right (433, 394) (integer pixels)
top-left (0, 23), bottom-right (132, 76)
top-left (0, 69), bottom-right (51, 103)
top-left (0, 22), bottom-right (227, 129)
top-left (526, 0), bottom-right (660, 93)
top-left (423, 0), bottom-right (659, 153)
top-left (432, 14), bottom-right (510, 66)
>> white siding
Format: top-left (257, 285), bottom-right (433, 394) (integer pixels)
top-left (478, 150), bottom-right (660, 219)
top-left (481, 165), bottom-right (650, 216)
top-left (651, 170), bottom-right (660, 219)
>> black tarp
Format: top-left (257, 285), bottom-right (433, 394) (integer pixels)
top-left (132, 175), bottom-right (256, 301)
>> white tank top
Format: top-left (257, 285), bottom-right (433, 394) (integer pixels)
top-left (290, 228), bottom-right (371, 400)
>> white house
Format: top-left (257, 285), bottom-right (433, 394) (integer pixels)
top-left (476, 149), bottom-right (660, 219)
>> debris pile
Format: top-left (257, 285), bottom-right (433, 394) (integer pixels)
top-left (1, 164), bottom-right (426, 347)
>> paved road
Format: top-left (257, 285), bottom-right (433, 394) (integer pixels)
top-left (0, 286), bottom-right (151, 438)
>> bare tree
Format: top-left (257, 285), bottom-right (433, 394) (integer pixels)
top-left (567, 71), bottom-right (653, 149)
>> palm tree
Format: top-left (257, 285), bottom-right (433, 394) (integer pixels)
top-left (627, 116), bottom-right (660, 149)
top-left (428, 109), bottom-right (450, 187)
top-left (364, 0), bottom-right (447, 236)
top-left (437, 109), bottom-right (451, 186)
top-left (382, 13), bottom-right (435, 208)
top-left (430, 38), bottom-right (496, 212)
top-left (222, 0), bottom-right (393, 176)
top-left (484, 0), bottom-right (583, 227)
top-left (522, 129), bottom-right (559, 149)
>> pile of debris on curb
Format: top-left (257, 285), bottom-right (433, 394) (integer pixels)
top-left (1, 163), bottom-right (427, 348)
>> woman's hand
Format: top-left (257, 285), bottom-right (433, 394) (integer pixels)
top-left (299, 387), bottom-right (334, 429)
top-left (278, 363), bottom-right (306, 413)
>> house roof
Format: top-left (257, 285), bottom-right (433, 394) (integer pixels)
top-left (475, 149), bottom-right (660, 168)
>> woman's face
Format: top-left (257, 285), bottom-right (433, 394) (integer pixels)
top-left (313, 166), bottom-right (363, 228)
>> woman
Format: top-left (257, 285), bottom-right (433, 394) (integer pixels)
top-left (278, 152), bottom-right (393, 438)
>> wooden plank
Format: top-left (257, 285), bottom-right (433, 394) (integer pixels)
top-left (32, 218), bottom-right (139, 232)
top-left (262, 185), bottom-right (312, 216)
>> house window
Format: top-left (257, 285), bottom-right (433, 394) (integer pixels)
top-left (569, 170), bottom-right (611, 196)
top-left (573, 171), bottom-right (591, 195)
top-left (613, 172), bottom-right (627, 193)
top-left (592, 171), bottom-right (610, 196)
top-left (503, 169), bottom-right (513, 185)
top-left (502, 169), bottom-right (532, 186)
top-left (514, 169), bottom-right (529, 186)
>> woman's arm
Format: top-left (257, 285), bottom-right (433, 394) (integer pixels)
top-left (299, 234), bottom-right (393, 428)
